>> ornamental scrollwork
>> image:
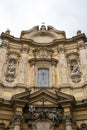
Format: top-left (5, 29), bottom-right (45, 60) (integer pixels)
top-left (5, 50), bottom-right (20, 82)
top-left (33, 46), bottom-right (54, 58)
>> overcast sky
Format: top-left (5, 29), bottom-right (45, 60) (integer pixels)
top-left (0, 0), bottom-right (87, 38)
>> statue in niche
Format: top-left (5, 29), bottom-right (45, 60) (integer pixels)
top-left (70, 61), bottom-right (80, 75)
top-left (70, 60), bottom-right (81, 83)
top-left (5, 59), bottom-right (16, 82)
top-left (7, 59), bottom-right (16, 76)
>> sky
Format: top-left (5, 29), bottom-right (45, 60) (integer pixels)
top-left (0, 0), bottom-right (87, 38)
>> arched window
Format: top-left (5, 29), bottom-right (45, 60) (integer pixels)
top-left (37, 68), bottom-right (49, 87)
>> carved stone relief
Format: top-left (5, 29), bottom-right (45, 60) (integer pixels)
top-left (66, 52), bottom-right (81, 83)
top-left (33, 46), bottom-right (54, 58)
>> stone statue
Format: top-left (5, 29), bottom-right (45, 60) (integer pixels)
top-left (29, 105), bottom-right (36, 118)
top-left (52, 112), bottom-right (59, 122)
top-left (71, 61), bottom-right (80, 75)
top-left (7, 60), bottom-right (16, 76)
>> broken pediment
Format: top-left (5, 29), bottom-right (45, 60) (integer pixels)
top-left (11, 88), bottom-right (75, 107)
top-left (20, 25), bottom-right (66, 44)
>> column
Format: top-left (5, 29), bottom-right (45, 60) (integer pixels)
top-left (58, 46), bottom-right (69, 85)
top-left (13, 115), bottom-right (21, 130)
top-left (64, 107), bottom-right (73, 130)
top-left (65, 116), bottom-right (72, 130)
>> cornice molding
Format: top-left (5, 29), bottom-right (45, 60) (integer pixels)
top-left (1, 31), bottom-right (86, 48)
top-left (28, 58), bottom-right (58, 66)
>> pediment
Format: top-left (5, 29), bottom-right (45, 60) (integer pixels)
top-left (11, 88), bottom-right (75, 107)
top-left (20, 25), bottom-right (66, 44)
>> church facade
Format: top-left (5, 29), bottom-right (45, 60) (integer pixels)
top-left (0, 25), bottom-right (87, 130)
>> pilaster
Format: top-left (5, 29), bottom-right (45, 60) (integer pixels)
top-left (18, 45), bottom-right (29, 85)
top-left (58, 46), bottom-right (69, 85)
top-left (78, 41), bottom-right (87, 82)
top-left (0, 40), bottom-right (8, 82)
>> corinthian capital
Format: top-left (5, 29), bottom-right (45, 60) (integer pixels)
top-left (13, 115), bottom-right (22, 125)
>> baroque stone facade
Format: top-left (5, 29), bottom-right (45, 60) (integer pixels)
top-left (0, 25), bottom-right (87, 130)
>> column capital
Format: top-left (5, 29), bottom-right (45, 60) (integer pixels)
top-left (0, 123), bottom-right (6, 130)
top-left (64, 115), bottom-right (72, 123)
top-left (13, 115), bottom-right (22, 125)
top-left (21, 44), bottom-right (30, 53)
top-left (57, 46), bottom-right (65, 54)
top-left (64, 115), bottom-right (73, 130)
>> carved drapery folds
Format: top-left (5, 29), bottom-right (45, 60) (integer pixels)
top-left (66, 52), bottom-right (81, 83)
top-left (5, 50), bottom-right (20, 82)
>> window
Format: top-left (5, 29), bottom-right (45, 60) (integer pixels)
top-left (37, 68), bottom-right (49, 87)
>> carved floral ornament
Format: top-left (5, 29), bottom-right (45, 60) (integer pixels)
top-left (33, 46), bottom-right (54, 58)
top-left (5, 50), bottom-right (20, 82)
top-left (66, 52), bottom-right (81, 83)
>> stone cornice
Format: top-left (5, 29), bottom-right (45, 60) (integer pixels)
top-left (28, 58), bottom-right (58, 66)
top-left (1, 32), bottom-right (86, 48)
